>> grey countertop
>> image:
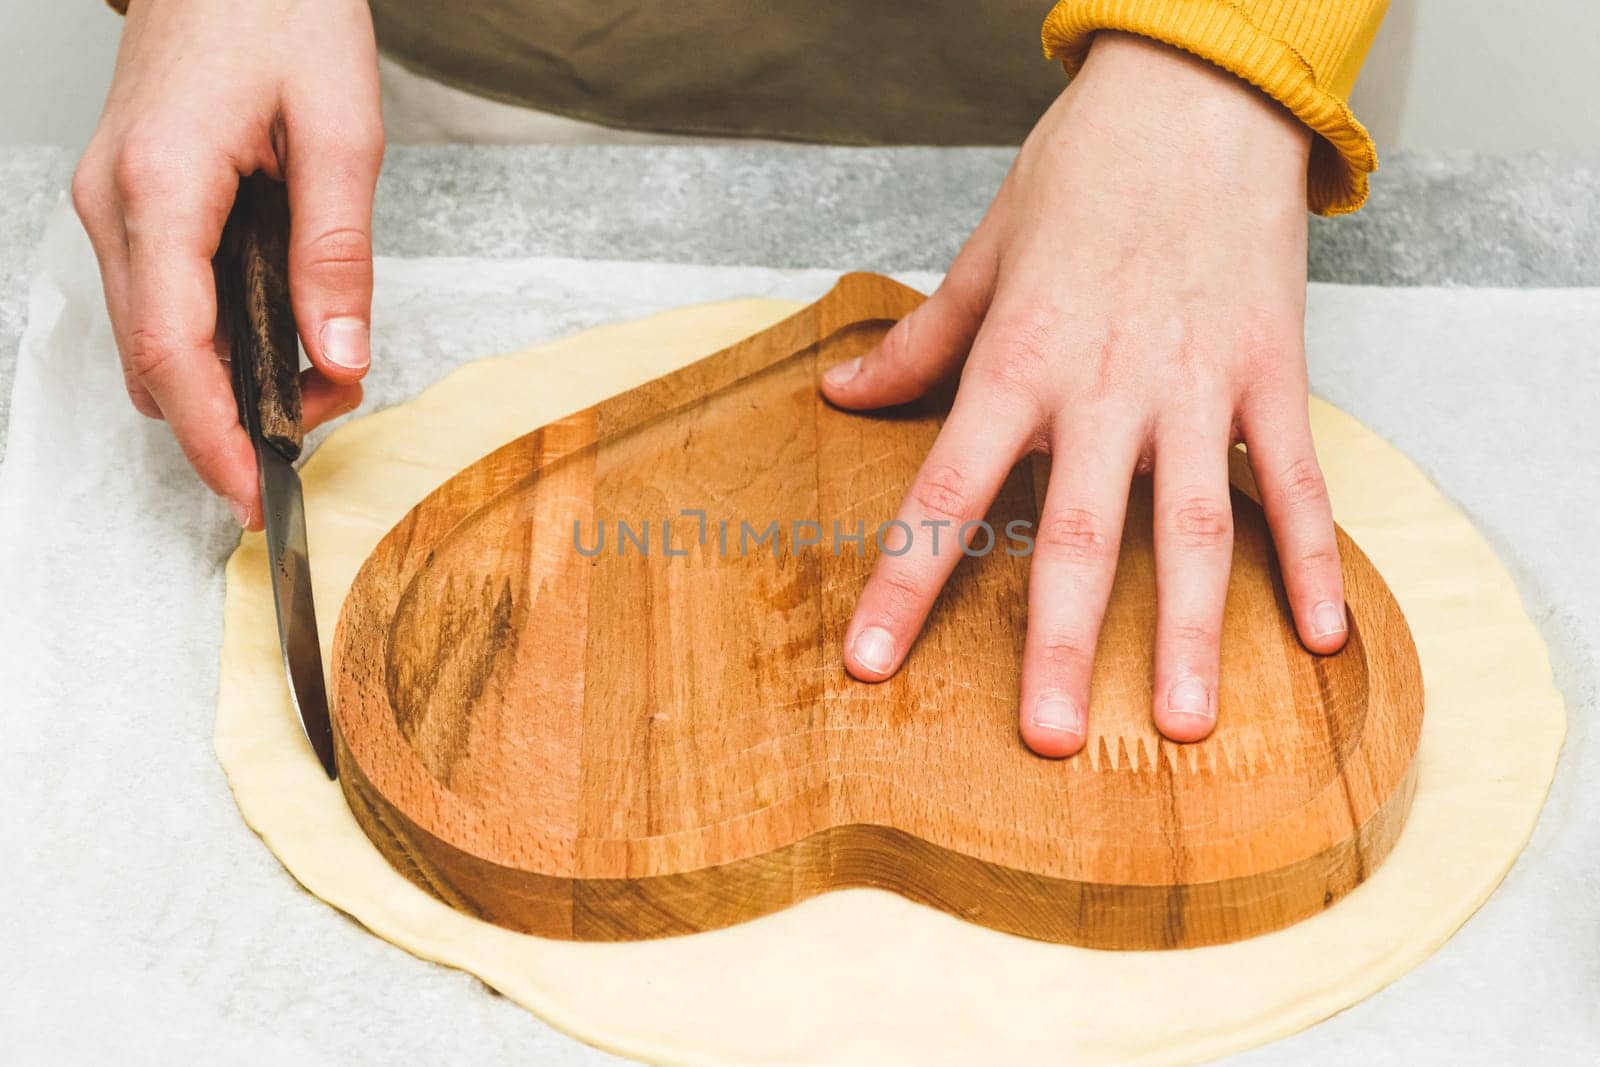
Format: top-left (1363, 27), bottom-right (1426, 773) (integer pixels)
top-left (2, 145), bottom-right (1598, 457)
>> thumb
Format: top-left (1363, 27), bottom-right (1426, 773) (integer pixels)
top-left (283, 116), bottom-right (384, 385)
top-left (820, 238), bottom-right (996, 411)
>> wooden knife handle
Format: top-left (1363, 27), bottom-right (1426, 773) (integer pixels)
top-left (216, 172), bottom-right (302, 461)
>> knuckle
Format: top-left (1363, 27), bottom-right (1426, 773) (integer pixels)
top-left (70, 159), bottom-right (109, 221)
top-left (124, 382), bottom-right (162, 420)
top-left (1277, 457), bottom-right (1329, 509)
top-left (301, 225), bottom-right (372, 270)
top-left (111, 152), bottom-right (158, 202)
top-left (976, 309), bottom-right (1056, 401)
top-left (1292, 546), bottom-right (1342, 584)
top-left (1298, 546), bottom-right (1340, 568)
top-left (1168, 496), bottom-right (1233, 549)
top-left (298, 226), bottom-right (373, 290)
top-left (912, 463), bottom-right (972, 523)
top-left (872, 566), bottom-right (928, 614)
top-left (1240, 315), bottom-right (1302, 375)
top-left (1037, 506), bottom-right (1111, 564)
top-left (1166, 619), bottom-right (1221, 649)
top-left (124, 327), bottom-right (181, 382)
top-left (1035, 636), bottom-right (1094, 677)
top-left (110, 128), bottom-right (182, 201)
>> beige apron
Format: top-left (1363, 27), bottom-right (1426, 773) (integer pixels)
top-left (369, 1), bottom-right (1066, 145)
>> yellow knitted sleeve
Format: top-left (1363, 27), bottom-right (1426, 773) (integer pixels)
top-left (1041, 0), bottom-right (1387, 215)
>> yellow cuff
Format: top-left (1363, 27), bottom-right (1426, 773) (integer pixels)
top-left (1041, 0), bottom-right (1387, 215)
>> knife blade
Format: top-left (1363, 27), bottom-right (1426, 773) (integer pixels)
top-left (215, 173), bottom-right (338, 779)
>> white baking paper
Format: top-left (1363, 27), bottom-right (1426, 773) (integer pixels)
top-left (1, 201), bottom-right (1595, 1064)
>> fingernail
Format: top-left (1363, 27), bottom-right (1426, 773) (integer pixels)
top-left (320, 317), bottom-right (370, 372)
top-left (1311, 600), bottom-right (1347, 638)
top-left (1167, 676), bottom-right (1213, 721)
top-left (1030, 695), bottom-right (1082, 735)
top-left (850, 625), bottom-right (896, 675)
top-left (229, 498), bottom-right (251, 528)
top-left (823, 357), bottom-right (861, 388)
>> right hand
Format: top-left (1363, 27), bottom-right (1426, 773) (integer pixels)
top-left (72, 0), bottom-right (384, 528)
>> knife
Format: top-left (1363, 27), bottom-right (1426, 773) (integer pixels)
top-left (215, 173), bottom-right (338, 780)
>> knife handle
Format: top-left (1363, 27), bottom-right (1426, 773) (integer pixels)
top-left (216, 173), bottom-right (302, 461)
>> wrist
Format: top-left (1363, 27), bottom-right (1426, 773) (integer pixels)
top-left (1076, 32), bottom-right (1311, 180)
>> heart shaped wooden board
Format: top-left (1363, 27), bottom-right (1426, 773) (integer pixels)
top-left (331, 273), bottom-right (1424, 950)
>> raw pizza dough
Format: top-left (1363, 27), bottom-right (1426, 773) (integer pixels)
top-left (217, 298), bottom-right (1566, 1066)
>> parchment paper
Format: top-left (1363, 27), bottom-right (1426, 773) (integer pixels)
top-left (1, 202), bottom-right (1595, 1064)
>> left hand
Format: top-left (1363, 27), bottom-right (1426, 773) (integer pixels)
top-left (821, 33), bottom-right (1349, 757)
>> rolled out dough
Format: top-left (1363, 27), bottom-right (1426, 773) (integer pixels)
top-left (216, 298), bottom-right (1565, 1065)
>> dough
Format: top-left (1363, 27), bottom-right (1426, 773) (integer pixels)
top-left (216, 298), bottom-right (1566, 1066)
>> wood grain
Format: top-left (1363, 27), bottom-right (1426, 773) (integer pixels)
top-left (217, 173), bottom-right (302, 459)
top-left (331, 273), bottom-right (1425, 949)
